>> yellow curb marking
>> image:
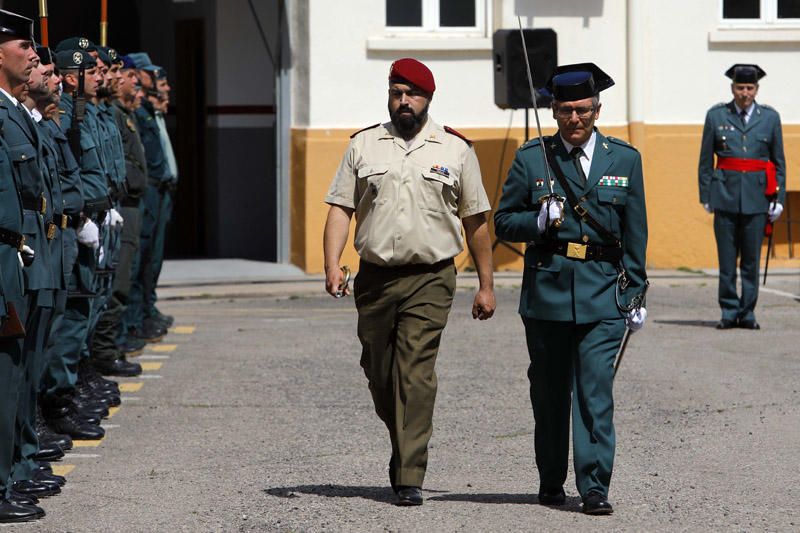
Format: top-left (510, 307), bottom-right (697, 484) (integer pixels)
top-left (107, 406), bottom-right (120, 418)
top-left (52, 465), bottom-right (75, 476)
top-left (119, 382), bottom-right (143, 393)
top-left (141, 362), bottom-right (163, 371)
top-left (150, 344), bottom-right (177, 353)
top-left (73, 439), bottom-right (104, 448)
top-left (170, 326), bottom-right (196, 334)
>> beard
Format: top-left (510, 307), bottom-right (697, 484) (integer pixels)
top-left (96, 84), bottom-right (112, 98)
top-left (389, 102), bottom-right (428, 136)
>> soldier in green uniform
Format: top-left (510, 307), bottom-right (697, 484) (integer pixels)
top-left (323, 58), bottom-right (496, 506)
top-left (698, 64), bottom-right (786, 330)
top-left (495, 63), bottom-right (648, 515)
top-left (0, 13), bottom-right (43, 522)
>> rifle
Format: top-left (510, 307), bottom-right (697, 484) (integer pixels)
top-left (67, 65), bottom-right (86, 160)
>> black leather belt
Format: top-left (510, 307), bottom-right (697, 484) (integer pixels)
top-left (359, 257), bottom-right (455, 276)
top-left (120, 197), bottom-right (140, 208)
top-left (539, 240), bottom-right (623, 263)
top-left (83, 196), bottom-right (111, 215)
top-left (22, 195), bottom-right (46, 215)
top-left (0, 227), bottom-right (25, 251)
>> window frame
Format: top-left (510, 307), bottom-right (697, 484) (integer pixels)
top-left (385, 0), bottom-right (488, 37)
top-left (720, 0), bottom-right (800, 28)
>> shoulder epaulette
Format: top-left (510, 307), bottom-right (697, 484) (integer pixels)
top-left (607, 136), bottom-right (639, 152)
top-left (519, 135), bottom-right (549, 151)
top-left (444, 125), bottom-right (472, 146)
top-left (350, 123), bottom-right (381, 139)
top-left (759, 103), bottom-right (774, 111)
top-left (713, 101), bottom-right (727, 109)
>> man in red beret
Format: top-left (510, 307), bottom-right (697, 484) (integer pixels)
top-left (322, 58), bottom-right (496, 506)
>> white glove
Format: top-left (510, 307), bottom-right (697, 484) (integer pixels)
top-left (625, 307), bottom-right (647, 332)
top-left (537, 199), bottom-right (564, 234)
top-left (98, 244), bottom-right (105, 265)
top-left (768, 202), bottom-right (783, 223)
top-left (703, 203), bottom-right (713, 214)
top-left (76, 219), bottom-right (100, 249)
top-left (18, 244), bottom-right (34, 267)
top-left (109, 208), bottom-right (124, 227)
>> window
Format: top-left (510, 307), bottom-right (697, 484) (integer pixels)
top-left (721, 0), bottom-right (800, 25)
top-left (386, 0), bottom-right (485, 33)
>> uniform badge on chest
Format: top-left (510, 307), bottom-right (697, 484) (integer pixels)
top-left (430, 164), bottom-right (449, 177)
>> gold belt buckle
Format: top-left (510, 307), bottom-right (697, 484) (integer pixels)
top-left (566, 242), bottom-right (587, 260)
top-left (46, 223), bottom-right (56, 240)
top-left (40, 195), bottom-right (47, 216)
top-left (60, 214), bottom-right (68, 229)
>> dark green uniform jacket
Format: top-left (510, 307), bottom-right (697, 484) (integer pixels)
top-left (494, 130), bottom-right (648, 324)
top-left (698, 101), bottom-right (786, 213)
top-left (112, 101), bottom-right (147, 199)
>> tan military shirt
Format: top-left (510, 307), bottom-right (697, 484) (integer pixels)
top-left (325, 117), bottom-right (491, 266)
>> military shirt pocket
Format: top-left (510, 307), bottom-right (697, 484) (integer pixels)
top-left (597, 187), bottom-right (627, 207)
top-left (356, 164), bottom-right (389, 207)
top-left (596, 187), bottom-right (626, 235)
top-left (9, 145), bottom-right (36, 166)
top-left (420, 170), bottom-right (456, 214)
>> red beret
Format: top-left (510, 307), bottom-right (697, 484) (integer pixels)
top-left (389, 58), bottom-right (435, 94)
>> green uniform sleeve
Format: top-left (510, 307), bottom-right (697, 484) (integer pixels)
top-left (494, 149), bottom-right (542, 244)
top-left (622, 153), bottom-right (648, 300)
top-left (770, 112), bottom-right (787, 205)
top-left (698, 110), bottom-right (715, 205)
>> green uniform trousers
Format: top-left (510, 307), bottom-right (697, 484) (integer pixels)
top-left (0, 334), bottom-right (25, 498)
top-left (13, 290), bottom-right (53, 482)
top-left (147, 191), bottom-right (171, 318)
top-left (354, 259), bottom-right (456, 488)
top-left (522, 317), bottom-right (625, 498)
top-left (714, 211), bottom-right (766, 323)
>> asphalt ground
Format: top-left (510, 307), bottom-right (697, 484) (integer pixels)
top-left (8, 270), bottom-right (800, 532)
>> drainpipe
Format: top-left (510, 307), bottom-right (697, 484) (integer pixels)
top-left (626, 0), bottom-right (645, 151)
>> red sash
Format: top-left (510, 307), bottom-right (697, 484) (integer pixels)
top-left (716, 156), bottom-right (778, 196)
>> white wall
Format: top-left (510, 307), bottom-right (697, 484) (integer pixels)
top-left (298, 0), bottom-right (800, 130)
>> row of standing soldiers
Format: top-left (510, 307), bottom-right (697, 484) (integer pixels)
top-left (0, 9), bottom-right (178, 523)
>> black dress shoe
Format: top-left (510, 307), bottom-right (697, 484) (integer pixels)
top-left (12, 479), bottom-right (61, 498)
top-left (47, 413), bottom-right (105, 440)
top-left (739, 319), bottom-right (760, 330)
top-left (120, 337), bottom-right (146, 356)
top-left (34, 470), bottom-right (66, 487)
top-left (150, 308), bottom-right (175, 328)
top-left (92, 356), bottom-right (142, 377)
top-left (389, 457), bottom-right (396, 492)
top-left (9, 490), bottom-right (38, 505)
top-left (0, 500), bottom-right (45, 523)
top-left (33, 443), bottom-right (64, 462)
top-left (582, 491), bottom-right (613, 515)
top-left (395, 486), bottom-right (423, 506)
top-left (538, 486), bottom-right (566, 505)
top-left (715, 319), bottom-right (737, 330)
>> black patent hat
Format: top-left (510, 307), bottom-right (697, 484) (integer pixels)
top-left (545, 62), bottom-right (614, 102)
top-left (0, 9), bottom-right (33, 41)
top-left (36, 46), bottom-right (53, 65)
top-left (725, 64), bottom-right (766, 84)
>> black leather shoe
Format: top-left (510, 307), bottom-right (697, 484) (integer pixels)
top-left (38, 431), bottom-right (73, 452)
top-left (12, 479), bottom-right (61, 498)
top-left (0, 500), bottom-right (45, 523)
top-left (395, 486), bottom-right (423, 506)
top-left (715, 319), bottom-right (737, 330)
top-left (32, 443), bottom-right (64, 462)
top-left (739, 319), bottom-right (760, 330)
top-left (92, 356), bottom-right (142, 377)
top-left (9, 490), bottom-right (38, 505)
top-left (34, 470), bottom-right (66, 487)
top-left (389, 457), bottom-right (396, 492)
top-left (129, 321), bottom-right (167, 344)
top-left (120, 337), bottom-right (146, 356)
top-left (47, 413), bottom-right (105, 440)
top-left (538, 486), bottom-right (566, 505)
top-left (582, 491), bottom-right (613, 515)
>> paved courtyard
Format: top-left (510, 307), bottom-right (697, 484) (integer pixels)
top-left (14, 270), bottom-right (800, 532)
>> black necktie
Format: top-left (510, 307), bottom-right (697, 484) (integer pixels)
top-left (570, 146), bottom-right (586, 184)
top-left (740, 109), bottom-right (748, 126)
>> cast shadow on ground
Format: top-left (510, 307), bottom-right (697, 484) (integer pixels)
top-left (428, 492), bottom-right (583, 512)
top-left (653, 319), bottom-right (719, 328)
top-left (264, 484), bottom-right (394, 504)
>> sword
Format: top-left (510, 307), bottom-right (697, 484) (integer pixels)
top-left (763, 199), bottom-right (776, 286)
top-left (517, 16), bottom-right (564, 228)
top-left (613, 327), bottom-right (632, 377)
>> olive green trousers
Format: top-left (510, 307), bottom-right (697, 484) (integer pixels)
top-left (354, 259), bottom-right (456, 488)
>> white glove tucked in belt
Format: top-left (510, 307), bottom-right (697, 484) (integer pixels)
top-left (103, 208), bottom-right (124, 228)
top-left (625, 307), bottom-right (647, 332)
top-left (18, 244), bottom-right (34, 267)
top-left (76, 219), bottom-right (100, 249)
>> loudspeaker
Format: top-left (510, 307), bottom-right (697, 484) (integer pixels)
top-left (493, 28), bottom-right (557, 109)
